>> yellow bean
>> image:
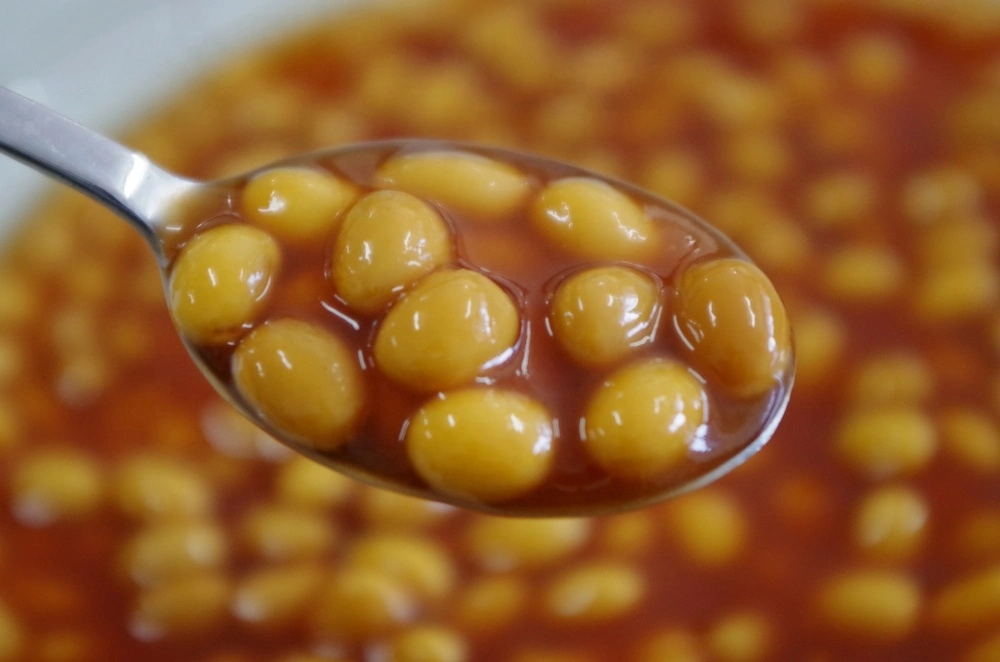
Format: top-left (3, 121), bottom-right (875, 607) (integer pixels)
top-left (816, 570), bottom-right (921, 641)
top-left (374, 269), bottom-right (520, 391)
top-left (309, 568), bottom-right (415, 641)
top-left (583, 359), bottom-right (706, 480)
top-left (112, 456), bottom-right (213, 521)
top-left (931, 564), bottom-right (1000, 634)
top-left (241, 167), bottom-right (356, 242)
top-left (406, 388), bottom-right (554, 503)
top-left (708, 612), bottom-right (771, 662)
top-left (388, 626), bottom-right (468, 662)
top-left (130, 573), bottom-right (231, 640)
top-left (120, 520), bottom-right (228, 587)
top-left (374, 150), bottom-right (530, 220)
top-left (168, 224), bottom-right (280, 345)
top-left (550, 266), bottom-right (660, 367)
top-left (852, 486), bottom-right (928, 561)
top-left (464, 517), bottom-right (590, 571)
top-left (543, 562), bottom-right (645, 624)
top-left (454, 575), bottom-right (527, 633)
top-left (674, 258), bottom-right (792, 398)
top-left (233, 319), bottom-right (366, 451)
top-left (330, 189), bottom-right (453, 314)
top-left (231, 563), bottom-right (323, 629)
top-left (531, 177), bottom-right (653, 259)
top-left (345, 533), bottom-right (455, 601)
top-left (666, 490), bottom-right (748, 567)
top-left (240, 504), bottom-right (337, 561)
top-left (11, 450), bottom-right (103, 526)
top-left (836, 406), bottom-right (937, 478)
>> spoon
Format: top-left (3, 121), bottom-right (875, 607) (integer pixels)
top-left (0, 85), bottom-right (794, 516)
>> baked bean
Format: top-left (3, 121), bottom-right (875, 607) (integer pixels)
top-left (112, 456), bottom-right (213, 520)
top-left (241, 167), bottom-right (356, 242)
top-left (914, 261), bottom-right (999, 321)
top-left (388, 626), bottom-right (468, 662)
top-left (531, 177), bottom-right (653, 259)
top-left (231, 563), bottom-right (323, 629)
top-left (358, 487), bottom-right (454, 531)
top-left (803, 170), bottom-right (876, 229)
top-left (461, 4), bottom-right (556, 92)
top-left (406, 389), bottom-right (554, 503)
top-left (346, 533), bottom-right (455, 601)
top-left (634, 629), bottom-right (703, 662)
top-left (168, 224), bottom-right (280, 344)
top-left (901, 167), bottom-right (981, 224)
top-left (374, 270), bottom-right (520, 392)
top-left (329, 190), bottom-right (453, 314)
top-left (789, 306), bottom-right (846, 388)
top-left (822, 245), bottom-right (905, 302)
top-left (273, 455), bottom-right (354, 510)
top-left (723, 130), bottom-right (792, 182)
top-left (599, 512), bottom-right (655, 557)
top-left (816, 571), bottom-right (921, 641)
top-left (916, 216), bottom-right (998, 266)
top-left (374, 150), bottom-right (531, 220)
top-left (532, 96), bottom-right (602, 150)
top-left (0, 270), bottom-right (38, 326)
top-left (852, 486), bottom-right (929, 561)
top-left (120, 520), bottom-right (228, 587)
top-left (454, 575), bottom-right (528, 633)
top-left (841, 34), bottom-right (910, 96)
top-left (464, 518), bottom-right (590, 571)
top-left (200, 399), bottom-right (290, 461)
top-left (673, 258), bottom-right (792, 398)
top-left (550, 266), bottom-right (660, 367)
top-left (836, 406), bottom-right (937, 478)
top-left (10, 450), bottom-right (103, 526)
top-left (240, 504), bottom-right (336, 561)
top-left (708, 612), bottom-right (771, 662)
top-left (931, 564), bottom-right (1000, 634)
top-left (848, 354), bottom-right (934, 404)
top-left (309, 568), bottom-right (416, 641)
top-left (666, 490), bottom-right (748, 567)
top-left (640, 151), bottom-right (705, 209)
top-left (583, 359), bottom-right (706, 480)
top-left (233, 319), bottom-right (366, 451)
top-left (543, 562), bottom-right (645, 624)
top-left (130, 573), bottom-right (232, 640)
top-left (940, 408), bottom-right (1000, 473)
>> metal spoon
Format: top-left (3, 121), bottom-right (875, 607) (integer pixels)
top-left (0, 85), bottom-right (793, 516)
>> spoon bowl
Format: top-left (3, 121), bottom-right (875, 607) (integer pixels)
top-left (0, 85), bottom-right (794, 516)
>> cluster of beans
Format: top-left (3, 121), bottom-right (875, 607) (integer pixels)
top-left (0, 0), bottom-right (997, 660)
top-left (166, 145), bottom-right (791, 512)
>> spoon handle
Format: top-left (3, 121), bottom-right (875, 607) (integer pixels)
top-left (0, 86), bottom-right (194, 247)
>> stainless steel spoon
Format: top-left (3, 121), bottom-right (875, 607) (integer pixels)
top-left (0, 85), bottom-right (793, 516)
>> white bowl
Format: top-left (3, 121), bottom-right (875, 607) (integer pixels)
top-left (0, 0), bottom-right (358, 230)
